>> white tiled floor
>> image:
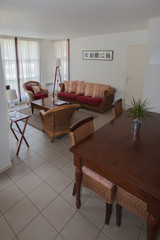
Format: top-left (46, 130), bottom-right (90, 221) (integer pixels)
top-left (0, 106), bottom-right (158, 240)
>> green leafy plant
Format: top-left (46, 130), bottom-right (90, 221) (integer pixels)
top-left (127, 98), bottom-right (152, 121)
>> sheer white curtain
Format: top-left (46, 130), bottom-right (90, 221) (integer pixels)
top-left (0, 37), bottom-right (19, 98)
top-left (18, 38), bottom-right (40, 101)
top-left (53, 40), bottom-right (69, 82)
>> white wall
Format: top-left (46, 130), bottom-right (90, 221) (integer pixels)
top-left (70, 30), bottom-right (148, 100)
top-left (40, 40), bottom-right (53, 87)
top-left (0, 50), bottom-right (12, 172)
top-left (143, 18), bottom-right (160, 113)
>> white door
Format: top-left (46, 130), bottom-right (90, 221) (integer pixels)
top-left (124, 45), bottom-right (146, 107)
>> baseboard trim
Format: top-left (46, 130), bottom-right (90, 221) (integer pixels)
top-left (0, 162), bottom-right (12, 173)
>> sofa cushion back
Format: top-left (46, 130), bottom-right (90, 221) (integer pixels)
top-left (92, 84), bottom-right (110, 98)
top-left (84, 83), bottom-right (94, 97)
top-left (76, 81), bottom-right (85, 95)
top-left (64, 81), bottom-right (69, 92)
top-left (68, 81), bottom-right (78, 93)
top-left (64, 81), bottom-right (78, 93)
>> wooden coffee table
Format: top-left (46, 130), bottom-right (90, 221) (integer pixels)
top-left (31, 96), bottom-right (69, 114)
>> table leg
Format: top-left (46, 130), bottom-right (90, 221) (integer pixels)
top-left (147, 214), bottom-right (160, 240)
top-left (75, 165), bottom-right (82, 209)
top-left (15, 120), bottom-right (29, 147)
top-left (16, 118), bottom-right (29, 155)
top-left (10, 122), bottom-right (19, 141)
top-left (31, 104), bottom-right (34, 114)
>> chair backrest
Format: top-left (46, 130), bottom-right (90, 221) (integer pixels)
top-left (23, 80), bottom-right (43, 92)
top-left (40, 104), bottom-right (80, 137)
top-left (112, 99), bottom-right (123, 119)
top-left (69, 116), bottom-right (94, 145)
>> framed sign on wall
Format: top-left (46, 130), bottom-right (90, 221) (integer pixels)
top-left (83, 50), bottom-right (113, 61)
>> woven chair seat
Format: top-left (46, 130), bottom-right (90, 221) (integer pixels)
top-left (116, 187), bottom-right (148, 221)
top-left (82, 166), bottom-right (114, 189)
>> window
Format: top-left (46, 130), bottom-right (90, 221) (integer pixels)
top-left (18, 39), bottom-right (40, 101)
top-left (53, 40), bottom-right (69, 82)
top-left (0, 37), bottom-right (40, 102)
top-left (0, 37), bottom-right (18, 97)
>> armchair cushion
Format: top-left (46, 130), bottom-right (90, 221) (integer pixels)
top-left (34, 92), bottom-right (48, 100)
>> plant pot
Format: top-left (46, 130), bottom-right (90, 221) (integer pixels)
top-left (131, 119), bottom-right (142, 131)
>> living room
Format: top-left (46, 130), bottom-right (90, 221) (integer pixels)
top-left (0, 1), bottom-right (160, 240)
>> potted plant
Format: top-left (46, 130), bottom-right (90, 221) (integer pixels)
top-left (127, 98), bottom-right (152, 131)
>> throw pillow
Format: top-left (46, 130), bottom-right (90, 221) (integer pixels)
top-left (92, 84), bottom-right (110, 98)
top-left (76, 81), bottom-right (85, 95)
top-left (32, 86), bottom-right (40, 94)
top-left (68, 81), bottom-right (78, 93)
top-left (64, 81), bottom-right (69, 92)
top-left (84, 83), bottom-right (94, 97)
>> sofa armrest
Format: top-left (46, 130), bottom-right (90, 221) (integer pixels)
top-left (100, 87), bottom-right (116, 112)
top-left (59, 83), bottom-right (65, 92)
top-left (27, 91), bottom-right (34, 101)
top-left (104, 87), bottom-right (116, 97)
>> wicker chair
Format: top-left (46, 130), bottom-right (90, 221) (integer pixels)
top-left (23, 80), bottom-right (48, 104)
top-left (116, 188), bottom-right (148, 226)
top-left (112, 98), bottom-right (123, 119)
top-left (70, 116), bottom-right (116, 225)
top-left (40, 104), bottom-right (80, 142)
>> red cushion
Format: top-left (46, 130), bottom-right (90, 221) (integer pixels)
top-left (58, 92), bottom-right (78, 100)
top-left (76, 95), bottom-right (102, 106)
top-left (34, 92), bottom-right (48, 100)
top-left (26, 85), bottom-right (34, 92)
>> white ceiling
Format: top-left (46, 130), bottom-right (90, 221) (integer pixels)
top-left (0, 0), bottom-right (160, 40)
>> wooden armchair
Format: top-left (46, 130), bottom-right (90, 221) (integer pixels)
top-left (69, 116), bottom-right (116, 225)
top-left (23, 80), bottom-right (48, 104)
top-left (40, 104), bottom-right (80, 142)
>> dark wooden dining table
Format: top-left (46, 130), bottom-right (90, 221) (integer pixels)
top-left (70, 112), bottom-right (160, 240)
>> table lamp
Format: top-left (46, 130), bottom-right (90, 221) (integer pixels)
top-left (6, 89), bottom-right (18, 108)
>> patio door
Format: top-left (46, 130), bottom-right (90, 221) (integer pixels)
top-left (124, 45), bottom-right (146, 107)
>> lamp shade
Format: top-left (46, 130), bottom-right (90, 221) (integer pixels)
top-left (6, 89), bottom-right (17, 101)
top-left (55, 58), bottom-right (62, 67)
